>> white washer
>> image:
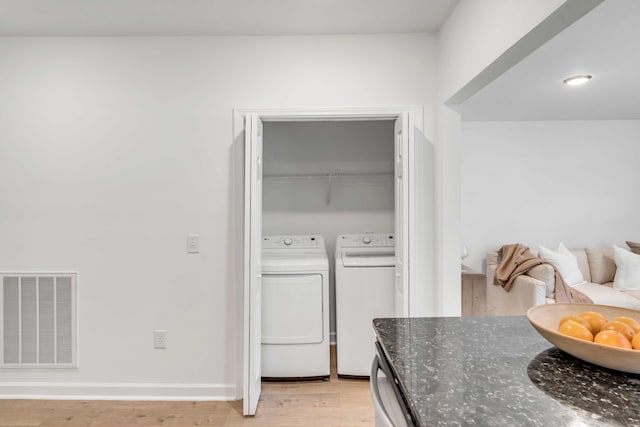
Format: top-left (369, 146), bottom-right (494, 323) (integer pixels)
top-left (261, 235), bottom-right (330, 378)
top-left (335, 233), bottom-right (395, 377)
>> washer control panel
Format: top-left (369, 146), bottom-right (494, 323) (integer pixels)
top-left (263, 235), bottom-right (325, 250)
top-left (338, 233), bottom-right (395, 247)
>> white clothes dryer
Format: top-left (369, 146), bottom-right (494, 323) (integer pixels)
top-left (335, 233), bottom-right (395, 377)
top-left (261, 235), bottom-right (330, 378)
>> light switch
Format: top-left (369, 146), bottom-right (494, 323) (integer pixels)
top-left (187, 234), bottom-right (200, 253)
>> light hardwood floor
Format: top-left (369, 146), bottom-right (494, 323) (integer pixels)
top-left (0, 346), bottom-right (374, 427)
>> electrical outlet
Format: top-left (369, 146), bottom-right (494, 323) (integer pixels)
top-left (154, 330), bottom-right (167, 349)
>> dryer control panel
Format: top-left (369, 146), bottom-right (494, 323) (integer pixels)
top-left (263, 235), bottom-right (326, 250)
top-left (337, 234), bottom-right (395, 247)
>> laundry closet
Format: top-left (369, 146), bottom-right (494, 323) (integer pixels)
top-left (242, 110), bottom-right (421, 413)
top-left (260, 119), bottom-right (396, 378)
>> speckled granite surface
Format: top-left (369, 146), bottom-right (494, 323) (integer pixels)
top-left (373, 317), bottom-right (640, 427)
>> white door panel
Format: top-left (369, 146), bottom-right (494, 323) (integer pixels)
top-left (243, 114), bottom-right (263, 416)
top-left (394, 113), bottom-right (411, 317)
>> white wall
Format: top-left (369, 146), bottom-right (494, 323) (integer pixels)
top-left (262, 121), bottom-right (395, 340)
top-left (437, 0), bottom-right (566, 102)
top-left (461, 120), bottom-right (640, 272)
top-left (0, 34), bottom-right (436, 398)
top-left (263, 121), bottom-right (394, 176)
top-left (434, 0), bottom-right (588, 316)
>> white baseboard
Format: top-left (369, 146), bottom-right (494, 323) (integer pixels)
top-left (330, 332), bottom-right (336, 344)
top-left (0, 382), bottom-right (237, 401)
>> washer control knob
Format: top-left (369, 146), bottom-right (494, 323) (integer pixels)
top-left (283, 238), bottom-right (293, 246)
top-left (362, 236), bottom-right (372, 244)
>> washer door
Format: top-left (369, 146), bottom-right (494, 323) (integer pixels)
top-left (262, 274), bottom-right (324, 344)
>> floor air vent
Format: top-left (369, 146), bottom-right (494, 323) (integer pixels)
top-left (1, 273), bottom-right (77, 368)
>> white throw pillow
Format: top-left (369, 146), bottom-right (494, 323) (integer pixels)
top-left (538, 242), bottom-right (585, 287)
top-left (613, 245), bottom-right (640, 291)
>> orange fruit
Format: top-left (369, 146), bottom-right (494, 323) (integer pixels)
top-left (559, 316), bottom-right (593, 333)
top-left (613, 316), bottom-right (640, 334)
top-left (594, 330), bottom-right (632, 349)
top-left (601, 320), bottom-right (636, 341)
top-left (559, 320), bottom-right (594, 342)
top-left (632, 334), bottom-right (640, 350)
top-left (578, 311), bottom-right (607, 334)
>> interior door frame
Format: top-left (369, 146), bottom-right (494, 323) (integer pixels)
top-left (232, 106), bottom-right (425, 405)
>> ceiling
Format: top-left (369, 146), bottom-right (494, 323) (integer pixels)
top-left (459, 0), bottom-right (640, 121)
top-left (0, 0), bottom-right (459, 36)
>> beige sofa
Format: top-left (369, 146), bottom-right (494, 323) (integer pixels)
top-left (486, 247), bottom-right (640, 316)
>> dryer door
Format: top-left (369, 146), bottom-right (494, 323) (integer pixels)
top-left (261, 274), bottom-right (324, 344)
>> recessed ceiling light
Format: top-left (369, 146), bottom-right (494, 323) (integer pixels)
top-left (563, 74), bottom-right (592, 86)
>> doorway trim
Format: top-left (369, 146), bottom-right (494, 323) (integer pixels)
top-left (232, 105), bottom-right (425, 405)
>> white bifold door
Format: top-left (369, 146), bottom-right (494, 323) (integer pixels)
top-left (243, 113), bottom-right (263, 415)
top-left (394, 112), bottom-right (411, 317)
top-left (243, 112), bottom-right (412, 415)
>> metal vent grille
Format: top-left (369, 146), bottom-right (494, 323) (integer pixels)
top-left (1, 273), bottom-right (77, 368)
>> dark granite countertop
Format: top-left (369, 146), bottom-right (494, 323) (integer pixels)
top-left (373, 316), bottom-right (640, 427)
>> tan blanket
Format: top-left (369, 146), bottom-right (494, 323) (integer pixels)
top-left (494, 243), bottom-right (592, 305)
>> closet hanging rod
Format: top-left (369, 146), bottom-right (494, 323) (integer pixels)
top-left (263, 172), bottom-right (393, 179)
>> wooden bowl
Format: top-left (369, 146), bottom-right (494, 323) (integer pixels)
top-left (527, 303), bottom-right (640, 374)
